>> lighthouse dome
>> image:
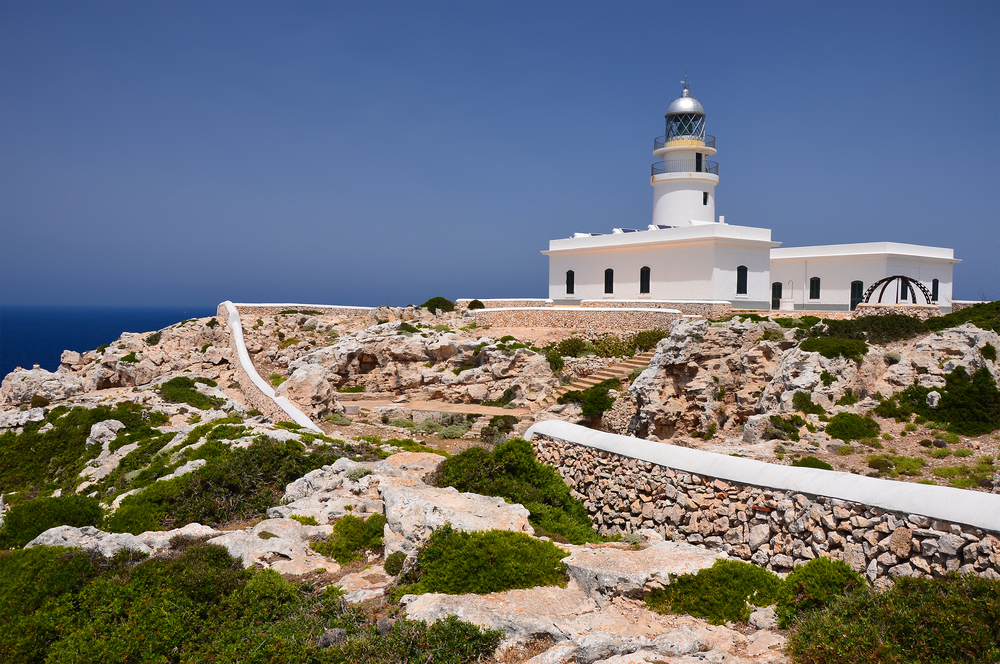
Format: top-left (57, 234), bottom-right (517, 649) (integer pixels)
top-left (666, 86), bottom-right (705, 116)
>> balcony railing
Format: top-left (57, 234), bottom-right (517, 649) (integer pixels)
top-left (651, 159), bottom-right (719, 176)
top-left (654, 134), bottom-right (716, 150)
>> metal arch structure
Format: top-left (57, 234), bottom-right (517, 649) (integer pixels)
top-left (861, 275), bottom-right (934, 305)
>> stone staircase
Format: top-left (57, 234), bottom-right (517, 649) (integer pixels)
top-left (529, 350), bottom-right (657, 413)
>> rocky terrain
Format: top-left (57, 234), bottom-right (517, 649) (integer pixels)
top-left (2, 302), bottom-right (999, 663)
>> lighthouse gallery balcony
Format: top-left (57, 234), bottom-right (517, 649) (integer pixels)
top-left (654, 134), bottom-right (716, 150)
top-left (651, 159), bottom-right (719, 176)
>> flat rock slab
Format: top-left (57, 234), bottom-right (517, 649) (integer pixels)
top-left (207, 518), bottom-right (337, 575)
top-left (562, 541), bottom-right (725, 601)
top-left (335, 566), bottom-right (393, 603)
top-left (381, 484), bottom-right (533, 556)
top-left (402, 586), bottom-right (768, 663)
top-left (27, 523), bottom-right (223, 557)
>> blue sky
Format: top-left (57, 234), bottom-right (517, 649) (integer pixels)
top-left (1, 1), bottom-right (997, 307)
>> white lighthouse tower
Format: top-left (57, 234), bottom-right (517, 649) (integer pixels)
top-left (650, 77), bottom-right (719, 227)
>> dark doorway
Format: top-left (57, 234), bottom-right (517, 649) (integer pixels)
top-left (850, 281), bottom-right (864, 311)
top-left (604, 268), bottom-right (614, 294)
top-left (771, 282), bottom-right (782, 310)
top-left (566, 270), bottom-right (575, 295)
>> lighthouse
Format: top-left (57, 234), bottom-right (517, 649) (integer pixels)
top-left (650, 77), bottom-right (719, 227)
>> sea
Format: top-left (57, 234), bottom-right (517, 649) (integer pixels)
top-left (0, 306), bottom-right (217, 379)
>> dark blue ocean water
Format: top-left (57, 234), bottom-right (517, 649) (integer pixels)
top-left (0, 306), bottom-right (217, 378)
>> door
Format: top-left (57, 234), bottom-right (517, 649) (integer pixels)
top-left (771, 282), bottom-right (782, 310)
top-left (850, 281), bottom-right (864, 311)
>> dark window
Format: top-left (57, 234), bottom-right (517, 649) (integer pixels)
top-left (640, 266), bottom-right (651, 294)
top-left (771, 282), bottom-right (782, 310)
top-left (566, 270), bottom-right (575, 295)
top-left (695, 153), bottom-right (703, 172)
top-left (932, 279), bottom-right (939, 301)
top-left (850, 281), bottom-right (864, 311)
top-left (736, 266), bottom-right (748, 295)
top-left (809, 277), bottom-right (821, 299)
top-left (703, 192), bottom-right (709, 205)
top-left (604, 268), bottom-right (614, 294)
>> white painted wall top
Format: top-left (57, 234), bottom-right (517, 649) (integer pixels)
top-left (525, 420), bottom-right (1000, 533)
top-left (545, 223), bottom-right (779, 255)
top-left (771, 242), bottom-right (960, 263)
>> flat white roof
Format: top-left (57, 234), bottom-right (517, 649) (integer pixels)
top-left (544, 223), bottom-right (778, 255)
top-left (771, 242), bottom-right (958, 263)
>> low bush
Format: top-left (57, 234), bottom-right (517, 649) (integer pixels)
top-left (766, 414), bottom-right (806, 442)
top-left (800, 337), bottom-right (868, 362)
top-left (480, 414), bottom-right (519, 446)
top-left (792, 391), bottom-right (826, 415)
top-left (820, 370), bottom-right (836, 387)
top-left (390, 418), bottom-right (415, 428)
top-left (875, 366), bottom-right (1000, 436)
top-left (420, 296), bottom-right (455, 314)
top-left (482, 387), bottom-right (516, 408)
top-left (159, 376), bottom-right (224, 410)
top-left (545, 350), bottom-right (565, 372)
top-left (558, 378), bottom-right (621, 418)
top-left (398, 525), bottom-right (568, 595)
top-left (759, 328), bottom-right (785, 342)
top-left (924, 300), bottom-right (1000, 334)
top-left (398, 322), bottom-right (419, 334)
top-left (433, 438), bottom-right (600, 544)
top-left (646, 559), bottom-right (783, 625)
top-left (324, 412), bottom-right (353, 425)
top-left (287, 514), bottom-right (318, 526)
top-left (826, 412), bottom-right (881, 442)
top-left (467, 299), bottom-right (485, 310)
top-left (105, 437), bottom-right (344, 533)
top-left (555, 337), bottom-right (589, 358)
top-left (338, 385), bottom-right (366, 393)
top-left (982, 343), bottom-right (997, 362)
top-left (0, 495), bottom-right (103, 549)
top-left (414, 420), bottom-right (442, 434)
top-left (865, 454), bottom-right (925, 477)
top-left (592, 334), bottom-right (632, 358)
top-left (788, 574), bottom-right (1000, 664)
top-left (836, 389), bottom-right (859, 406)
top-left (776, 557), bottom-right (865, 628)
top-left (629, 328), bottom-right (669, 352)
top-left (120, 352), bottom-right (139, 363)
top-left (311, 514), bottom-right (386, 565)
top-left (384, 551), bottom-right (407, 576)
top-left (438, 424), bottom-right (469, 439)
top-left (791, 456), bottom-right (834, 470)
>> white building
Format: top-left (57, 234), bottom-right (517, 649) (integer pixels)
top-left (543, 81), bottom-right (959, 311)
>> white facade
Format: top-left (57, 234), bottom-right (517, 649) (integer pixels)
top-left (770, 242), bottom-right (959, 312)
top-left (543, 82), bottom-right (959, 312)
top-left (545, 224), bottom-right (775, 308)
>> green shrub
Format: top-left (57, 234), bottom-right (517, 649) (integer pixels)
top-left (777, 557), bottom-right (865, 628)
top-left (413, 420), bottom-right (442, 434)
top-left (480, 414), bottom-right (519, 445)
top-left (482, 387), bottom-right (516, 408)
top-left (467, 299), bottom-right (485, 310)
top-left (592, 334), bottom-right (632, 358)
top-left (557, 378), bottom-right (621, 418)
top-left (269, 373), bottom-right (286, 386)
top-left (420, 297), bottom-right (455, 314)
top-left (159, 376), bottom-right (224, 410)
top-left (347, 467), bottom-right (373, 481)
top-left (819, 370), bottom-right (835, 387)
top-left (800, 337), bottom-right (869, 362)
top-left (0, 495), bottom-right (103, 549)
top-left (287, 514), bottom-right (319, 526)
top-left (793, 391), bottom-right (826, 415)
top-left (629, 328), bottom-right (669, 352)
top-left (120, 352), bottom-right (139, 363)
top-left (144, 331), bottom-right (161, 346)
top-left (545, 350), bottom-right (565, 372)
top-left (399, 525), bottom-right (568, 595)
top-left (792, 456), bottom-right (834, 470)
top-left (759, 328), bottom-right (785, 343)
top-left (954, 448), bottom-right (973, 458)
top-left (788, 574), bottom-right (1000, 664)
top-left (875, 367), bottom-right (1000, 436)
top-left (377, 437), bottom-right (449, 457)
top-left (106, 437), bottom-right (343, 533)
top-left (925, 300), bottom-right (1000, 334)
top-left (384, 551), bottom-right (407, 576)
top-left (646, 559), bottom-right (783, 625)
top-left (311, 514), bottom-right (386, 564)
top-left (826, 413), bottom-right (881, 442)
top-left (819, 315), bottom-right (928, 345)
top-left (930, 448), bottom-right (951, 459)
top-left (452, 364), bottom-right (475, 376)
top-left (982, 343), bottom-right (997, 362)
top-left (766, 414), bottom-right (806, 442)
top-left (398, 322), bottom-right (419, 334)
top-left (433, 438), bottom-right (599, 544)
top-left (866, 454), bottom-right (925, 477)
top-left (390, 418), bottom-right (415, 428)
top-left (338, 385), bottom-right (366, 393)
top-left (836, 389), bottom-right (859, 406)
top-left (438, 424), bottom-right (469, 439)
top-left (29, 394), bottom-right (50, 408)
top-left (205, 317), bottom-right (219, 328)
top-left (555, 337), bottom-right (589, 357)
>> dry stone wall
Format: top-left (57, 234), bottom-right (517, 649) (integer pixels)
top-left (581, 300), bottom-right (733, 319)
top-left (474, 307), bottom-right (683, 331)
top-left (854, 303), bottom-right (942, 320)
top-left (531, 436), bottom-right (1000, 586)
top-left (456, 298), bottom-right (553, 309)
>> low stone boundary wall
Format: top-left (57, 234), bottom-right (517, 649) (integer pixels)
top-left (525, 420), bottom-right (1000, 584)
top-left (474, 307), bottom-right (683, 331)
top-left (581, 300), bottom-right (732, 319)
top-left (230, 302), bottom-right (373, 319)
top-left (747, 310), bottom-right (854, 321)
top-left (854, 303), bottom-right (942, 320)
top-left (456, 298), bottom-right (553, 309)
top-left (217, 301), bottom-right (321, 432)
top-left (953, 300), bottom-right (990, 313)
